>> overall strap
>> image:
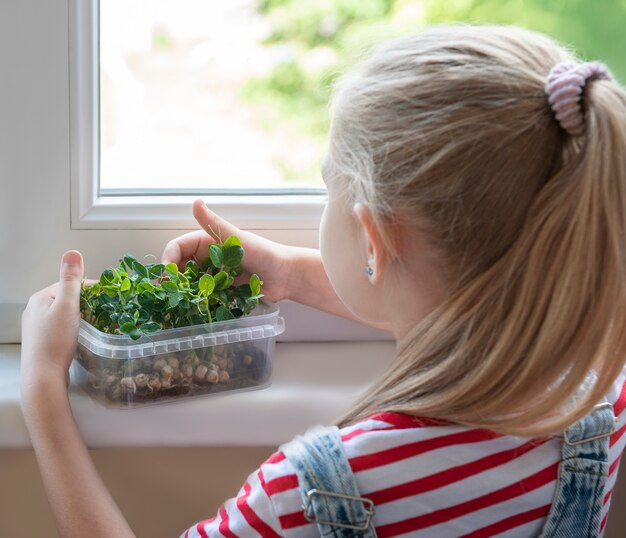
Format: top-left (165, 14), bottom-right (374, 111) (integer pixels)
top-left (539, 402), bottom-right (616, 538)
top-left (280, 425), bottom-right (377, 537)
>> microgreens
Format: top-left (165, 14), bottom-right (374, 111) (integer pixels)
top-left (79, 235), bottom-right (263, 340)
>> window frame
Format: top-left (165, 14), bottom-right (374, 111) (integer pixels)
top-left (0, 0), bottom-right (390, 344)
top-left (69, 0), bottom-right (327, 232)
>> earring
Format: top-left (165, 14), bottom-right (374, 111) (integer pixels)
top-left (365, 265), bottom-right (374, 276)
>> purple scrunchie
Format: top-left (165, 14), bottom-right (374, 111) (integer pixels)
top-left (545, 61), bottom-right (612, 136)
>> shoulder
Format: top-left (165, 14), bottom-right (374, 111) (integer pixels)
top-left (258, 412), bottom-right (468, 534)
top-left (265, 411), bottom-right (486, 478)
top-left (263, 412), bottom-right (445, 474)
top-left (254, 415), bottom-right (399, 531)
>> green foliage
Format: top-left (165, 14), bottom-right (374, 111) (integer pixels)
top-left (258, 0), bottom-right (395, 48)
top-left (242, 0), bottom-right (626, 183)
top-left (417, 0), bottom-right (626, 85)
top-left (242, 0), bottom-right (400, 142)
top-left (80, 235), bottom-right (264, 341)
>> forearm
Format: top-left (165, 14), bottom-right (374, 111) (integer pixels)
top-left (286, 246), bottom-right (394, 333)
top-left (21, 382), bottom-right (135, 538)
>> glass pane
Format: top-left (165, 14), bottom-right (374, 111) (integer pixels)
top-left (99, 0), bottom-right (332, 192)
top-left (100, 0), bottom-right (626, 193)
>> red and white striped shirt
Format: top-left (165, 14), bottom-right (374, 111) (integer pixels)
top-left (180, 370), bottom-right (626, 537)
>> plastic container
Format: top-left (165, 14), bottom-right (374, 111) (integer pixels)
top-left (71, 300), bottom-right (285, 408)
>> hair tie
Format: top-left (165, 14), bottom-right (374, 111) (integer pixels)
top-left (545, 61), bottom-right (612, 136)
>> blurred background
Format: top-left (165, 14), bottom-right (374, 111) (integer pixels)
top-left (100, 0), bottom-right (626, 192)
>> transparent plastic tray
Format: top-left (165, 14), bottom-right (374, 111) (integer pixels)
top-left (72, 300), bottom-right (285, 408)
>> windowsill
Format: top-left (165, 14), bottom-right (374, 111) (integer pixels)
top-left (72, 193), bottom-right (327, 230)
top-left (0, 341), bottom-right (395, 448)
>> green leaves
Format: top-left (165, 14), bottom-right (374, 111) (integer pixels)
top-left (122, 255), bottom-right (150, 279)
top-left (148, 263), bottom-right (165, 279)
top-left (213, 271), bottom-right (233, 291)
top-left (100, 268), bottom-right (118, 286)
top-left (223, 235), bottom-right (242, 249)
top-left (184, 260), bottom-right (199, 278)
top-left (216, 305), bottom-right (236, 321)
top-left (209, 244), bottom-right (222, 269)
top-left (165, 262), bottom-right (179, 279)
top-left (141, 321), bottom-right (161, 334)
top-left (198, 274), bottom-right (215, 295)
top-left (119, 321), bottom-right (142, 340)
top-left (161, 281), bottom-right (178, 293)
top-left (208, 237), bottom-right (244, 270)
top-left (79, 234), bottom-right (263, 340)
top-left (250, 274), bottom-right (262, 296)
top-left (223, 246), bottom-right (244, 268)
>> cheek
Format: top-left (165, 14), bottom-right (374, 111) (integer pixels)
top-left (319, 205), bottom-right (332, 275)
top-left (317, 197), bottom-right (383, 321)
top-left (319, 203), bottom-right (360, 301)
top-left (319, 201), bottom-right (336, 272)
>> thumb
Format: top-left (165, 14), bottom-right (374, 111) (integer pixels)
top-left (192, 199), bottom-right (241, 243)
top-left (56, 250), bottom-right (84, 307)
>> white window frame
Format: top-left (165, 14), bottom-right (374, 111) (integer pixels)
top-left (69, 0), bottom-right (327, 232)
top-left (0, 0), bottom-right (392, 344)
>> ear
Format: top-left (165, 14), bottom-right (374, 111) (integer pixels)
top-left (353, 202), bottom-right (387, 285)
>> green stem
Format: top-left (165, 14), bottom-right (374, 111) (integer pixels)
top-left (203, 295), bottom-right (212, 324)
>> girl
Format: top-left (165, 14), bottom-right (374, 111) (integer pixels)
top-left (20, 23), bottom-right (626, 537)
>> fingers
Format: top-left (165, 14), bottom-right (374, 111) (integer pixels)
top-left (192, 199), bottom-right (242, 244)
top-left (25, 282), bottom-right (58, 313)
top-left (38, 282), bottom-right (60, 297)
top-left (161, 229), bottom-right (208, 267)
top-left (162, 200), bottom-right (246, 268)
top-left (54, 250), bottom-right (84, 310)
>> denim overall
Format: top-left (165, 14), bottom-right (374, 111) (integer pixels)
top-left (280, 403), bottom-right (616, 537)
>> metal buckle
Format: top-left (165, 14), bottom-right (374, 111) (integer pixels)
top-left (302, 488), bottom-right (375, 531)
top-left (564, 402), bottom-right (616, 446)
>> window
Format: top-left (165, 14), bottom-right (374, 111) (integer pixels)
top-left (70, 0), bottom-right (328, 231)
top-left (99, 0), bottom-right (327, 193)
top-left (84, 1), bottom-right (626, 230)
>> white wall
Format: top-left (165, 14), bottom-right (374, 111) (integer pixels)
top-left (0, 1), bottom-right (183, 307)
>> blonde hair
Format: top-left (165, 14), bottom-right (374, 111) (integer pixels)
top-left (331, 23), bottom-right (626, 437)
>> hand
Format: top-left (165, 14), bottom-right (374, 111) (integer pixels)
top-left (162, 199), bottom-right (296, 303)
top-left (21, 250), bottom-right (84, 395)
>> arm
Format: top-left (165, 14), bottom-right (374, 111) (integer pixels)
top-left (20, 251), bottom-right (135, 538)
top-left (163, 200), bottom-right (394, 333)
top-left (21, 385), bottom-right (135, 538)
